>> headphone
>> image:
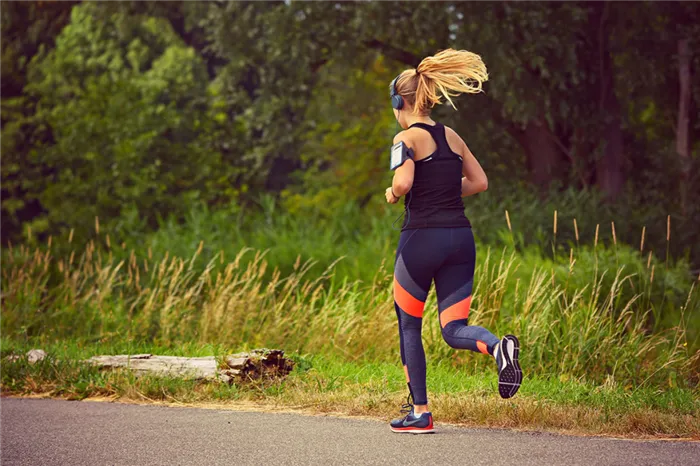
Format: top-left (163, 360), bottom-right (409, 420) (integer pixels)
top-left (389, 73), bottom-right (413, 230)
top-left (390, 74), bottom-right (404, 110)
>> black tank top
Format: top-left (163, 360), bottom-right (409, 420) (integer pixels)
top-left (401, 122), bottom-right (472, 231)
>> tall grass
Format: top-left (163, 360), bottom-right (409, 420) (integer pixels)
top-left (3, 223), bottom-right (698, 388)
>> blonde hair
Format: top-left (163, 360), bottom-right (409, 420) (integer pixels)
top-left (394, 49), bottom-right (488, 115)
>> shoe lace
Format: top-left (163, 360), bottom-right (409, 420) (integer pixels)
top-left (399, 391), bottom-right (414, 415)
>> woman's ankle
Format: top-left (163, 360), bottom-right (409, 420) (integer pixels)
top-left (413, 404), bottom-right (429, 414)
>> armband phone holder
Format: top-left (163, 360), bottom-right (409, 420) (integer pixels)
top-left (390, 141), bottom-right (414, 170)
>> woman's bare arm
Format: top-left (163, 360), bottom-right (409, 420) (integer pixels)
top-left (390, 132), bottom-right (415, 197)
top-left (460, 144), bottom-right (488, 196)
top-left (447, 128), bottom-right (488, 197)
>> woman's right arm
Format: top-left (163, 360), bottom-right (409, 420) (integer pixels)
top-left (460, 147), bottom-right (488, 197)
top-left (445, 126), bottom-right (488, 197)
top-left (454, 133), bottom-right (488, 197)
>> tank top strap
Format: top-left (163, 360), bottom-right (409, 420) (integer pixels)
top-left (408, 122), bottom-right (451, 158)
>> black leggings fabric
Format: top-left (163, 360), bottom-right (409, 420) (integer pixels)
top-left (393, 227), bottom-right (500, 405)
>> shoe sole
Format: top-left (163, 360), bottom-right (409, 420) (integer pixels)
top-left (498, 334), bottom-right (522, 399)
top-left (390, 427), bottom-right (435, 434)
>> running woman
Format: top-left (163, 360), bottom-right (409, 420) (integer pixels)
top-left (385, 49), bottom-right (522, 434)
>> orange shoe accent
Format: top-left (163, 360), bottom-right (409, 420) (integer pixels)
top-left (391, 424), bottom-right (433, 431)
top-left (392, 426), bottom-right (432, 431)
top-left (394, 276), bottom-right (425, 318)
top-left (476, 340), bottom-right (489, 354)
top-left (403, 364), bottom-right (410, 382)
top-left (439, 296), bottom-right (472, 328)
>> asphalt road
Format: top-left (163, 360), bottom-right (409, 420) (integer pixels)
top-left (1, 397), bottom-right (698, 466)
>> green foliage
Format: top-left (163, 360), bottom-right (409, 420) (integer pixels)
top-left (0, 1), bottom-right (77, 98)
top-left (2, 1), bottom-right (698, 266)
top-left (2, 198), bottom-right (698, 389)
top-left (284, 55), bottom-right (398, 215)
top-left (192, 1), bottom-right (361, 191)
top-left (1, 0), bottom-right (78, 241)
top-left (3, 3), bottom-right (240, 244)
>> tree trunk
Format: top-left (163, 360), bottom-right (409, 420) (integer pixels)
top-left (596, 103), bottom-right (625, 201)
top-left (677, 38), bottom-right (692, 214)
top-left (507, 117), bottom-right (563, 189)
top-left (592, 2), bottom-right (625, 201)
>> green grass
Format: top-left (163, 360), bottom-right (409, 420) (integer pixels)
top-left (3, 234), bottom-right (698, 388)
top-left (2, 339), bottom-right (698, 439)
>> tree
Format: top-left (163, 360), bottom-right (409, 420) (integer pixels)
top-left (93, 1), bottom-right (400, 204)
top-left (1, 0), bottom-right (78, 241)
top-left (10, 3), bottom-right (237, 242)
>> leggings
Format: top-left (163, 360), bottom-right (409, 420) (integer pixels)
top-left (393, 227), bottom-right (499, 405)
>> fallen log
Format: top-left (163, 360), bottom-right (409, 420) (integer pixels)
top-left (86, 348), bottom-right (295, 384)
top-left (221, 348), bottom-right (295, 382)
top-left (87, 354), bottom-right (220, 380)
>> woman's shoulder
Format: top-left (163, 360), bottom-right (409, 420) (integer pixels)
top-left (393, 127), bottom-right (425, 146)
top-left (392, 130), bottom-right (407, 143)
top-left (443, 124), bottom-right (459, 138)
top-left (443, 125), bottom-right (466, 149)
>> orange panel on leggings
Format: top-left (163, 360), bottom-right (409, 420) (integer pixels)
top-left (439, 296), bottom-right (472, 328)
top-left (394, 276), bottom-right (425, 318)
top-left (476, 340), bottom-right (489, 354)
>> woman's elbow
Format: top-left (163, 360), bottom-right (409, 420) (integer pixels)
top-left (396, 180), bottom-right (413, 195)
top-left (477, 177), bottom-right (488, 193)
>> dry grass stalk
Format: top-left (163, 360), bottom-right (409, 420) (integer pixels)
top-left (594, 224), bottom-right (599, 248)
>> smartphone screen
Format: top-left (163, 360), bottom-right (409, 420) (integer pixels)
top-left (391, 142), bottom-right (405, 169)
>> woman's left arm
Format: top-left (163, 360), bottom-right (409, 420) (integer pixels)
top-left (386, 133), bottom-right (415, 204)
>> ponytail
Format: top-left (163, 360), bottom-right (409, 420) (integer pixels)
top-left (395, 49), bottom-right (488, 115)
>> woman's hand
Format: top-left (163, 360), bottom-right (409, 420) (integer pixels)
top-left (385, 187), bottom-right (400, 204)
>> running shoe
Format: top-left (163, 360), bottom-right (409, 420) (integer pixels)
top-left (389, 392), bottom-right (435, 434)
top-left (496, 334), bottom-right (522, 399)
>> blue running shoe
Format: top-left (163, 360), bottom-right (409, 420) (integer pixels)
top-left (496, 334), bottom-right (522, 399)
top-left (389, 392), bottom-right (435, 434)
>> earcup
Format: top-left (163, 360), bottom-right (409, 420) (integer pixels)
top-left (390, 75), bottom-right (404, 110)
top-left (391, 94), bottom-right (404, 110)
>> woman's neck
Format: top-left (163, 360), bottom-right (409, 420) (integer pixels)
top-left (404, 114), bottom-right (435, 128)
